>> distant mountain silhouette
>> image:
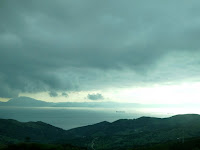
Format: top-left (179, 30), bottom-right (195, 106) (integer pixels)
top-left (1, 96), bottom-right (199, 109)
top-left (0, 96), bottom-right (142, 108)
top-left (0, 97), bottom-right (51, 107)
top-left (1, 114), bottom-right (200, 149)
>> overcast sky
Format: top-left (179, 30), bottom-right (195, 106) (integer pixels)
top-left (1, 0), bottom-right (200, 104)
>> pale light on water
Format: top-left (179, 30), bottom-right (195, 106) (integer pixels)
top-left (141, 107), bottom-right (200, 115)
top-left (0, 106), bottom-right (197, 130)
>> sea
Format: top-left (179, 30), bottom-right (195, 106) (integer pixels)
top-left (0, 106), bottom-right (195, 130)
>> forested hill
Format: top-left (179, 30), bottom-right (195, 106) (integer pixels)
top-left (1, 114), bottom-right (200, 150)
top-left (0, 119), bottom-right (70, 144)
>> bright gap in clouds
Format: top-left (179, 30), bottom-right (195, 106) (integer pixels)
top-left (15, 82), bottom-right (200, 106)
top-left (112, 82), bottom-right (200, 104)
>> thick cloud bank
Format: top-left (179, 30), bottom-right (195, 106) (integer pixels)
top-left (1, 0), bottom-right (200, 98)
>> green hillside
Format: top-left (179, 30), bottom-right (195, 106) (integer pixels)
top-left (129, 137), bottom-right (200, 150)
top-left (0, 119), bottom-right (70, 144)
top-left (1, 114), bottom-right (200, 149)
top-left (66, 114), bottom-right (200, 149)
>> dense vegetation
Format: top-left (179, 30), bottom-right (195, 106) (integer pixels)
top-left (129, 137), bottom-right (200, 150)
top-left (1, 114), bottom-right (200, 149)
top-left (0, 143), bottom-right (86, 150)
top-left (1, 137), bottom-right (200, 150)
top-left (66, 114), bottom-right (200, 149)
top-left (0, 119), bottom-right (69, 143)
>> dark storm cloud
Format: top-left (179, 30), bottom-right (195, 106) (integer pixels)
top-left (87, 93), bottom-right (104, 100)
top-left (49, 91), bottom-right (58, 97)
top-left (1, 0), bottom-right (200, 98)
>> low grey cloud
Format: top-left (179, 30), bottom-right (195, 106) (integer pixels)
top-left (1, 0), bottom-right (200, 98)
top-left (87, 93), bottom-right (104, 100)
top-left (49, 91), bottom-right (58, 97)
top-left (62, 92), bottom-right (68, 97)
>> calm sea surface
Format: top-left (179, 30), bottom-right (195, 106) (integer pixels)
top-left (0, 106), bottom-right (193, 130)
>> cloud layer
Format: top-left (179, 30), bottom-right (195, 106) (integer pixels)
top-left (1, 0), bottom-right (200, 98)
top-left (87, 93), bottom-right (104, 100)
top-left (49, 91), bottom-right (58, 97)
